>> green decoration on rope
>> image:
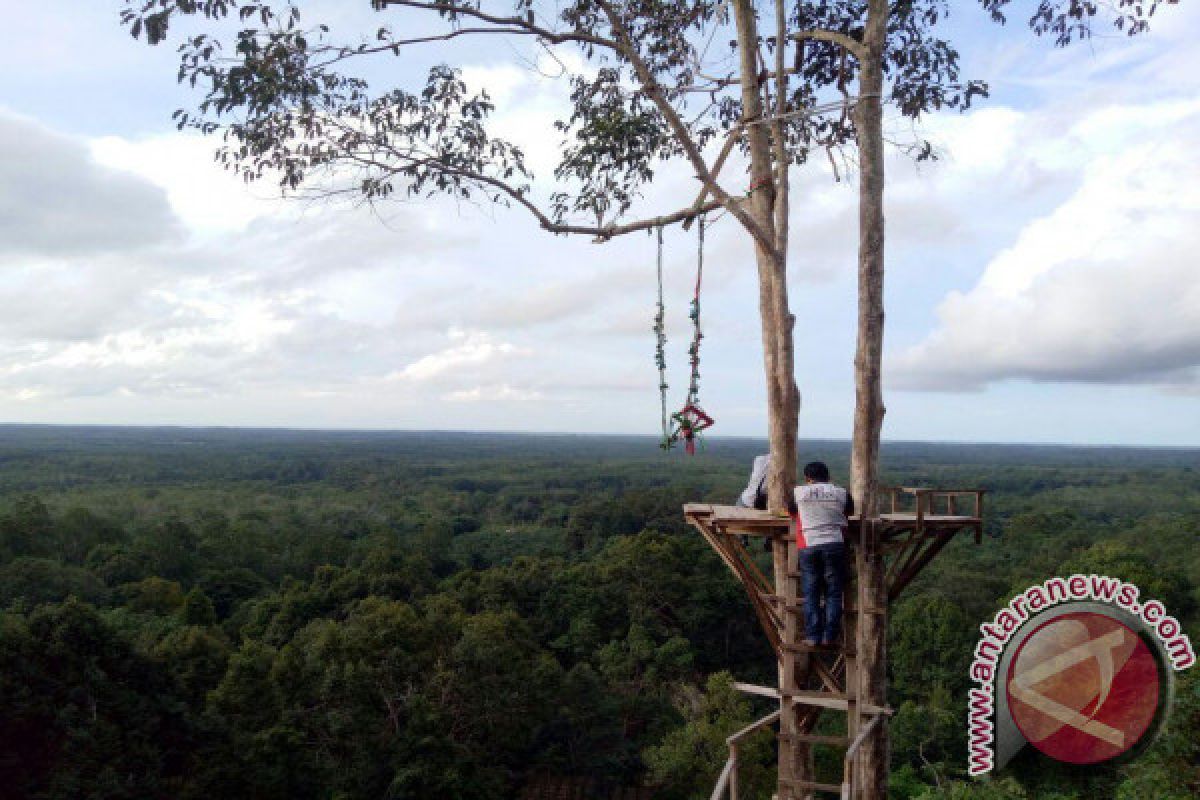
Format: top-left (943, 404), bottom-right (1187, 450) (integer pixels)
top-left (654, 215), bottom-right (714, 454)
top-left (653, 225), bottom-right (670, 449)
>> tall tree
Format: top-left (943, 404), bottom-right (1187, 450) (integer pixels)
top-left (122, 1), bottom-right (1178, 796)
top-left (792, 3), bottom-right (1177, 793)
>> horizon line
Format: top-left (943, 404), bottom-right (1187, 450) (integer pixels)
top-left (0, 422), bottom-right (1195, 451)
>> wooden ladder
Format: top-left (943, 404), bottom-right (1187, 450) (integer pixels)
top-left (776, 529), bottom-right (889, 800)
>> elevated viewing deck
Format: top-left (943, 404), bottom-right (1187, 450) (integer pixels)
top-left (684, 488), bottom-right (984, 615)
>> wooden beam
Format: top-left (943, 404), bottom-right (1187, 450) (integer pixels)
top-left (726, 709), bottom-right (782, 744)
top-left (710, 755), bottom-right (735, 800)
top-left (689, 516), bottom-right (783, 654)
top-left (889, 530), bottom-right (956, 601)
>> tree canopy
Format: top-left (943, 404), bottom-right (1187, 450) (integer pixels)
top-left (119, 0), bottom-right (993, 237)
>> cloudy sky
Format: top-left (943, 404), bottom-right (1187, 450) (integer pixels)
top-left (1, 2), bottom-right (1198, 445)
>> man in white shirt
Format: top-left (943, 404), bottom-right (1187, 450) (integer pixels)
top-left (735, 454), bottom-right (771, 509)
top-left (794, 461), bottom-right (854, 647)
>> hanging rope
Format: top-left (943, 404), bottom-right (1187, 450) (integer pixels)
top-left (653, 225), bottom-right (670, 448)
top-left (686, 215), bottom-right (704, 407)
top-left (667, 214), bottom-right (715, 454)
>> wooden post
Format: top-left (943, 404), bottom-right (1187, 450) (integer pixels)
top-left (729, 743), bottom-right (739, 800)
top-left (854, 519), bottom-right (888, 798)
top-left (774, 533), bottom-right (811, 796)
top-left (849, 0), bottom-right (891, 789)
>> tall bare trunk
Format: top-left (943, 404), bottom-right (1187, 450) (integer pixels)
top-left (730, 0), bottom-right (804, 794)
top-left (852, 1), bottom-right (889, 797)
top-left (729, 0), bottom-right (798, 511)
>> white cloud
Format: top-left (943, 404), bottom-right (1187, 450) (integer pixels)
top-left (0, 111), bottom-right (181, 256)
top-left (892, 100), bottom-right (1200, 392)
top-left (90, 133), bottom-right (284, 235)
top-left (460, 63), bottom-right (531, 107)
top-left (445, 384), bottom-right (542, 402)
top-left (390, 328), bottom-right (531, 382)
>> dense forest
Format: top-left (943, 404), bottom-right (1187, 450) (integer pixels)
top-left (0, 426), bottom-right (1195, 799)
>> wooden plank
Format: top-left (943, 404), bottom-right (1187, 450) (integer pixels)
top-left (724, 536), bottom-right (776, 596)
top-left (878, 513), bottom-right (980, 524)
top-left (776, 537), bottom-right (801, 791)
top-left (786, 694), bottom-right (857, 712)
top-left (709, 756), bottom-right (734, 800)
top-left (726, 710), bottom-right (781, 744)
top-left (784, 688), bottom-right (846, 701)
top-left (687, 491), bottom-right (985, 800)
top-left (714, 535), bottom-right (781, 634)
top-left (709, 505), bottom-right (792, 525)
top-left (846, 713), bottom-right (885, 758)
top-left (777, 732), bottom-right (851, 747)
top-left (783, 642), bottom-right (855, 656)
top-left (778, 778), bottom-right (843, 794)
top-left (885, 528), bottom-right (922, 587)
top-left (810, 654), bottom-right (846, 696)
top-left (782, 690), bottom-right (888, 714)
top-left (710, 530), bottom-right (772, 594)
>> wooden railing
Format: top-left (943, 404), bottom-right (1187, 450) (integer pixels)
top-left (710, 708), bottom-right (781, 800)
top-left (839, 714), bottom-right (885, 800)
top-left (715, 684), bottom-right (893, 799)
top-left (883, 486), bottom-right (985, 519)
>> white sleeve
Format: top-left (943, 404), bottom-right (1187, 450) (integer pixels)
top-left (739, 455), bottom-right (770, 506)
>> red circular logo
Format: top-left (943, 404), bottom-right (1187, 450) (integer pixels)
top-left (1006, 611), bottom-right (1161, 765)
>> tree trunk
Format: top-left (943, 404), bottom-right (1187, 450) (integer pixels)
top-left (728, 0), bottom-right (798, 515)
top-left (852, 1), bottom-right (889, 797)
top-left (729, 1), bottom-right (803, 796)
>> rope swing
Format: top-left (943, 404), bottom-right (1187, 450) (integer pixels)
top-left (654, 225), bottom-right (669, 444)
top-left (655, 215), bottom-right (715, 454)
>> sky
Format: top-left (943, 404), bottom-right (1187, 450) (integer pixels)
top-left (0, 2), bottom-right (1198, 446)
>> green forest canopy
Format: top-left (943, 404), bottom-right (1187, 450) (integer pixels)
top-left (0, 427), bottom-right (1196, 799)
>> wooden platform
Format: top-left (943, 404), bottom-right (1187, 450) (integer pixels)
top-left (684, 490), bottom-right (982, 609)
top-left (684, 485), bottom-right (983, 544)
top-left (685, 501), bottom-right (978, 530)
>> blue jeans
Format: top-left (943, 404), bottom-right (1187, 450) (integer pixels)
top-left (799, 542), bottom-right (846, 644)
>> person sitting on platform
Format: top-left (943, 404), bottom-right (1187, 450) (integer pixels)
top-left (794, 461), bottom-right (854, 648)
top-left (734, 453), bottom-right (770, 509)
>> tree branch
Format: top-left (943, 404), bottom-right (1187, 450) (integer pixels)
top-left (461, 165), bottom-right (723, 240)
top-left (594, 0), bottom-right (776, 256)
top-left (772, 0), bottom-right (789, 254)
top-left (682, 125), bottom-right (743, 231)
top-left (553, 199), bottom-right (726, 240)
top-left (698, 67), bottom-right (800, 90)
top-left (256, 103), bottom-right (712, 243)
top-left (312, 27), bottom-right (545, 68)
top-left (375, 0), bottom-right (619, 49)
top-left (383, 157), bottom-right (721, 241)
top-left (791, 29), bottom-right (868, 62)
